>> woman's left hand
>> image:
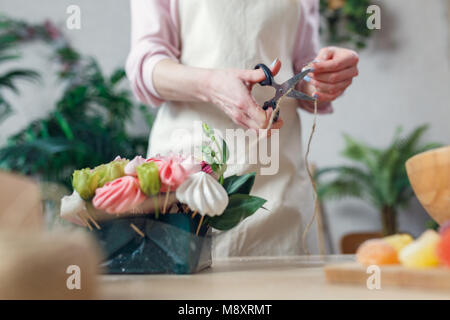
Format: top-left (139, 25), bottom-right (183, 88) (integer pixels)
top-left (304, 46), bottom-right (359, 102)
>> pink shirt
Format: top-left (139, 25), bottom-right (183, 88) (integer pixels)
top-left (126, 0), bottom-right (332, 114)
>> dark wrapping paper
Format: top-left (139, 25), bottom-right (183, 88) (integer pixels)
top-left (92, 213), bottom-right (211, 274)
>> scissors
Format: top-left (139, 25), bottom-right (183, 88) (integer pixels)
top-left (254, 63), bottom-right (317, 122)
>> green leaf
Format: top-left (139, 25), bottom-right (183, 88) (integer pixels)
top-left (222, 172), bottom-right (256, 195)
top-left (341, 133), bottom-right (378, 171)
top-left (53, 111), bottom-right (74, 140)
top-left (207, 194), bottom-right (266, 230)
top-left (0, 54), bottom-right (19, 63)
top-left (0, 70), bottom-right (40, 94)
top-left (202, 122), bottom-right (212, 137)
top-left (210, 163), bottom-right (219, 173)
top-left (315, 166), bottom-right (370, 182)
top-left (415, 142), bottom-right (443, 154)
top-left (396, 124), bottom-right (428, 155)
top-left (139, 104), bottom-right (155, 128)
top-left (202, 145), bottom-right (212, 154)
top-left (222, 138), bottom-right (229, 162)
top-left (317, 178), bottom-right (363, 200)
top-left (109, 69), bottom-right (126, 85)
top-left (0, 97), bottom-right (12, 123)
top-left (202, 145), bottom-right (214, 164)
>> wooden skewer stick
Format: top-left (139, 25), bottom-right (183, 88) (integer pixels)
top-left (85, 212), bottom-right (101, 230)
top-left (162, 187), bottom-right (170, 214)
top-left (130, 223), bottom-right (145, 238)
top-left (191, 210), bottom-right (198, 219)
top-left (195, 215), bottom-right (204, 236)
top-left (78, 213), bottom-right (92, 231)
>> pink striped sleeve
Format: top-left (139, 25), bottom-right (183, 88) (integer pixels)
top-left (293, 0), bottom-right (332, 114)
top-left (126, 0), bottom-right (180, 107)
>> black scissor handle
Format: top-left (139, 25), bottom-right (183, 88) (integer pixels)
top-left (255, 64), bottom-right (279, 122)
top-left (263, 100), bottom-right (280, 122)
top-left (254, 63), bottom-right (273, 86)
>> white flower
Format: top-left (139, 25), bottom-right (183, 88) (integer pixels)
top-left (176, 172), bottom-right (228, 216)
top-left (60, 190), bottom-right (89, 226)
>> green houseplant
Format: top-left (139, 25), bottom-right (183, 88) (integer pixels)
top-left (319, 0), bottom-right (374, 49)
top-left (0, 16), bottom-right (153, 189)
top-left (315, 125), bottom-right (441, 235)
top-left (0, 17), bottom-right (39, 123)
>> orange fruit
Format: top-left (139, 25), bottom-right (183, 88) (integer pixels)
top-left (356, 239), bottom-right (399, 265)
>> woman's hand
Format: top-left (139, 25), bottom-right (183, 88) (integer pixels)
top-left (152, 58), bottom-right (283, 131)
top-left (203, 60), bottom-right (284, 131)
top-left (303, 46), bottom-right (359, 102)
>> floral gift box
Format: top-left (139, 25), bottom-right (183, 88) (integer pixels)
top-left (60, 124), bottom-right (266, 274)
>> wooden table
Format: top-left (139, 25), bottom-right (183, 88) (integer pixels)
top-left (100, 255), bottom-right (450, 300)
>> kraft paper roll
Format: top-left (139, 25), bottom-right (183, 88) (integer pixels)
top-left (0, 230), bottom-right (102, 299)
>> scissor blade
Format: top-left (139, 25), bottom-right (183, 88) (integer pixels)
top-left (281, 68), bottom-right (314, 92)
top-left (287, 89), bottom-right (316, 101)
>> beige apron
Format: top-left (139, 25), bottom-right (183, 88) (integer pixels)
top-left (148, 0), bottom-right (318, 257)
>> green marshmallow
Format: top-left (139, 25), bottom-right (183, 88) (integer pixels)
top-left (137, 162), bottom-right (161, 218)
top-left (72, 168), bottom-right (100, 200)
top-left (136, 162), bottom-right (161, 196)
top-left (95, 159), bottom-right (128, 187)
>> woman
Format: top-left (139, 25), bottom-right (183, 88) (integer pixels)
top-left (126, 0), bottom-right (359, 257)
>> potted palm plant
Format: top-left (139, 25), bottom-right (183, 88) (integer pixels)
top-left (316, 125), bottom-right (441, 237)
top-left (0, 16), bottom-right (153, 188)
top-left (0, 22), bottom-right (39, 123)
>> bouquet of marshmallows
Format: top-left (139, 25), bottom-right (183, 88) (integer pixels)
top-left (60, 124), bottom-right (266, 236)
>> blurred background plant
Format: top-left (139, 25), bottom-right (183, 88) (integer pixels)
top-left (319, 0), bottom-right (374, 49)
top-left (0, 15), bottom-right (154, 190)
top-left (315, 125), bottom-right (441, 235)
top-left (0, 18), bottom-right (40, 123)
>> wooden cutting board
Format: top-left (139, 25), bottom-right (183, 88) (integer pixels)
top-left (325, 262), bottom-right (450, 290)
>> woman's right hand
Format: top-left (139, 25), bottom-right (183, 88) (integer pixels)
top-left (202, 59), bottom-right (284, 131)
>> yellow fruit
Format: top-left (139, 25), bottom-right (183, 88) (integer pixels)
top-left (384, 234), bottom-right (414, 253)
top-left (399, 230), bottom-right (441, 268)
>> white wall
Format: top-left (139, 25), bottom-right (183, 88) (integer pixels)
top-left (0, 0), bottom-right (449, 252)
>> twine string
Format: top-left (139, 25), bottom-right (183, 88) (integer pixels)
top-left (302, 98), bottom-right (319, 255)
top-left (260, 64), bottom-right (320, 255)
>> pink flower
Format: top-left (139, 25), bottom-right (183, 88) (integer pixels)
top-left (201, 161), bottom-right (214, 175)
top-left (147, 154), bottom-right (191, 192)
top-left (92, 176), bottom-right (146, 214)
top-left (158, 159), bottom-right (188, 192)
top-left (44, 20), bottom-right (61, 40)
top-left (145, 153), bottom-right (203, 192)
top-left (124, 155), bottom-right (146, 176)
top-left (179, 154), bottom-right (202, 175)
